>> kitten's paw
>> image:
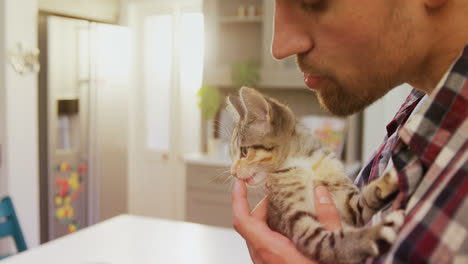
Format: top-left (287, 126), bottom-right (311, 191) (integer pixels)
top-left (383, 210), bottom-right (405, 229)
top-left (384, 167), bottom-right (399, 187)
top-left (374, 210), bottom-right (405, 254)
top-left (377, 168), bottom-right (399, 199)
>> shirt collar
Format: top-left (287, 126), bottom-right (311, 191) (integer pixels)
top-left (398, 44), bottom-right (468, 167)
top-left (385, 89), bottom-right (425, 138)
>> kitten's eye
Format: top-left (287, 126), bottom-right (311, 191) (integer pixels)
top-left (240, 147), bottom-right (248, 158)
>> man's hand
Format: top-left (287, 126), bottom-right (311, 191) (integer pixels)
top-left (232, 180), bottom-right (341, 264)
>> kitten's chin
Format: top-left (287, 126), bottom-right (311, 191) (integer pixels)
top-left (244, 171), bottom-right (267, 186)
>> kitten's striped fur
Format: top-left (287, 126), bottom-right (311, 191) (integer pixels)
top-left (228, 87), bottom-right (404, 264)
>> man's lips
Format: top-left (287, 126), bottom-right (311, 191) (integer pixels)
top-left (303, 73), bottom-right (325, 90)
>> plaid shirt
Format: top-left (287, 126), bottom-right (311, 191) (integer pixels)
top-left (355, 44), bottom-right (468, 264)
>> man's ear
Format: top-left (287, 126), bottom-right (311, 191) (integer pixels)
top-left (226, 96), bottom-right (246, 121)
top-left (425, 0), bottom-right (448, 9)
top-left (239, 87), bottom-right (272, 133)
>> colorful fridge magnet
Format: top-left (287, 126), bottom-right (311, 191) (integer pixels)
top-left (55, 196), bottom-right (63, 206)
top-left (60, 162), bottom-right (71, 172)
top-left (53, 162), bottom-right (87, 234)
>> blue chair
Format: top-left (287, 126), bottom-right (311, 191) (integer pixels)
top-left (0, 196), bottom-right (27, 260)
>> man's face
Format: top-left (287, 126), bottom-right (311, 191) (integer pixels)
top-left (273, 0), bottom-right (423, 116)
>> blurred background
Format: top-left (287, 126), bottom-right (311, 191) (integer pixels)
top-left (0, 0), bottom-right (412, 252)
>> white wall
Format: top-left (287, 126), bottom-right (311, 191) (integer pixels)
top-left (0, 0), bottom-right (40, 249)
top-left (39, 0), bottom-right (120, 24)
top-left (362, 83), bottom-right (413, 162)
top-left (0, 0), bottom-right (6, 198)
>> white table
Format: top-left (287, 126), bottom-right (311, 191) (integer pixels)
top-left (1, 215), bottom-right (251, 264)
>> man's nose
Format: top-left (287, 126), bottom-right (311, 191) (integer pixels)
top-left (272, 0), bottom-right (314, 60)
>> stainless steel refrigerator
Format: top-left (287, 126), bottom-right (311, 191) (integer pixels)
top-left (38, 15), bottom-right (130, 242)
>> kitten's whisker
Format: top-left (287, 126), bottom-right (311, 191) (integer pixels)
top-left (206, 168), bottom-right (232, 186)
top-left (211, 168), bottom-right (234, 184)
top-left (215, 167), bottom-right (232, 175)
top-left (227, 176), bottom-right (236, 192)
top-left (224, 174), bottom-right (235, 185)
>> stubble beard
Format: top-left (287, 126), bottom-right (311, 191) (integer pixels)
top-left (314, 77), bottom-right (378, 116)
top-left (296, 55), bottom-right (394, 117)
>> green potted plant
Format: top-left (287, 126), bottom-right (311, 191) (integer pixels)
top-left (231, 58), bottom-right (261, 89)
top-left (197, 83), bottom-right (222, 121)
top-left (197, 84), bottom-right (222, 156)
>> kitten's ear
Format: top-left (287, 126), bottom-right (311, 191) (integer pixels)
top-left (226, 95), bottom-right (246, 121)
top-left (239, 87), bottom-right (272, 132)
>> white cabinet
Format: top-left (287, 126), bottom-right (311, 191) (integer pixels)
top-left (203, 0), bottom-right (306, 88)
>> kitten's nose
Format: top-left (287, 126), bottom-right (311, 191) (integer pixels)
top-left (231, 169), bottom-right (238, 177)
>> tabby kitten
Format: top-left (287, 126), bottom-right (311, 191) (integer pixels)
top-left (228, 87), bottom-right (404, 264)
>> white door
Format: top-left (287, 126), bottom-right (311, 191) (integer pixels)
top-left (128, 1), bottom-right (203, 220)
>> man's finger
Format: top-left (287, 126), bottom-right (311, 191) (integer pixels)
top-left (251, 196), bottom-right (268, 221)
top-left (232, 180), bottom-right (252, 233)
top-left (314, 185), bottom-right (342, 230)
top-left (232, 180), bottom-right (250, 215)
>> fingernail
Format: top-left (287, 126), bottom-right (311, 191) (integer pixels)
top-left (316, 186), bottom-right (332, 204)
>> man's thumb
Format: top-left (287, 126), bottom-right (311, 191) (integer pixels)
top-left (314, 186), bottom-right (342, 231)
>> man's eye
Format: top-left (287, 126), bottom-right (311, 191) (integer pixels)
top-left (240, 147), bottom-right (248, 157)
